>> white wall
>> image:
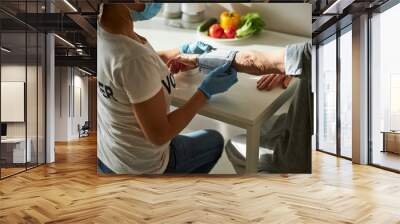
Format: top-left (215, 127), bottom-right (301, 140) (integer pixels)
top-left (1, 64), bottom-right (46, 164)
top-left (54, 67), bottom-right (89, 141)
top-left (1, 65), bottom-right (26, 140)
top-left (161, 3), bottom-right (311, 37)
top-left (55, 67), bottom-right (68, 141)
top-left (202, 3), bottom-right (311, 37)
top-left (71, 73), bottom-right (89, 138)
top-left (75, 74), bottom-right (89, 124)
top-left (1, 65), bottom-right (35, 138)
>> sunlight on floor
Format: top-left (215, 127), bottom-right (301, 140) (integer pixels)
top-left (372, 150), bottom-right (400, 171)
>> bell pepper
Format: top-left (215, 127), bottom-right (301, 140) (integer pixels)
top-left (219, 11), bottom-right (241, 30)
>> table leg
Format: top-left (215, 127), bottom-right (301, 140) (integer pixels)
top-left (246, 124), bottom-right (261, 173)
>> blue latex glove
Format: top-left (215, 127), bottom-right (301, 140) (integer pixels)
top-left (198, 62), bottom-right (238, 99)
top-left (131, 3), bottom-right (162, 21)
top-left (180, 41), bottom-right (215, 54)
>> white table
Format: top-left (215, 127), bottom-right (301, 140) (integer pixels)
top-left (136, 18), bottom-right (310, 173)
top-left (1, 138), bottom-right (32, 163)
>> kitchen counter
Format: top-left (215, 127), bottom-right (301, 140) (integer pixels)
top-left (135, 17), bottom-right (309, 52)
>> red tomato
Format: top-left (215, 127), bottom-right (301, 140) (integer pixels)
top-left (209, 24), bottom-right (224, 38)
top-left (224, 26), bottom-right (236, 38)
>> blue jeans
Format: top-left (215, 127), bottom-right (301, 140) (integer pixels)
top-left (164, 129), bottom-right (224, 174)
top-left (97, 158), bottom-right (115, 174)
top-left (97, 129), bottom-right (224, 174)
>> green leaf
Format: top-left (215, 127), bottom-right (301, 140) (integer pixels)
top-left (236, 13), bottom-right (265, 38)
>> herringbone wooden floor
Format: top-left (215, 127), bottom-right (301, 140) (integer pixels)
top-left (1, 135), bottom-right (400, 224)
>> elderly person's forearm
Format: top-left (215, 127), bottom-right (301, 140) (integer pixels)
top-left (168, 48), bottom-right (286, 76)
top-left (232, 50), bottom-right (285, 75)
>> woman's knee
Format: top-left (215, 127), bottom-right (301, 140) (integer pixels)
top-left (204, 129), bottom-right (224, 155)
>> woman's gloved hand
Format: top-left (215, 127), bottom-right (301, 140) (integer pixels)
top-left (180, 41), bottom-right (215, 54)
top-left (198, 62), bottom-right (238, 99)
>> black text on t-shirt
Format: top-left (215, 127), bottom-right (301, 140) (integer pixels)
top-left (161, 73), bottom-right (176, 94)
top-left (98, 81), bottom-right (118, 102)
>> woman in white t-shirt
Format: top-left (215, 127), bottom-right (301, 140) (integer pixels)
top-left (97, 3), bottom-right (238, 174)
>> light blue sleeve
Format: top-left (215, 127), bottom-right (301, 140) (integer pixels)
top-left (284, 42), bottom-right (312, 80)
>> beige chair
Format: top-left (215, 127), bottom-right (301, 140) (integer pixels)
top-left (225, 134), bottom-right (274, 174)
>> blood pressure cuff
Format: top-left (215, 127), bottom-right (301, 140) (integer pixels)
top-left (198, 49), bottom-right (238, 75)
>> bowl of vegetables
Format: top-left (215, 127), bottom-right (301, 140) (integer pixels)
top-left (197, 12), bottom-right (265, 42)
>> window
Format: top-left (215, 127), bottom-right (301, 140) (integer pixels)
top-left (312, 46), bottom-right (317, 150)
top-left (339, 28), bottom-right (352, 158)
top-left (316, 25), bottom-right (353, 159)
top-left (0, 1), bottom-right (47, 179)
top-left (317, 37), bottom-right (337, 154)
top-left (370, 2), bottom-right (400, 171)
top-left (389, 75), bottom-right (400, 130)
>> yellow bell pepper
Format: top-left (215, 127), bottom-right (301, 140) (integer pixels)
top-left (219, 11), bottom-right (241, 30)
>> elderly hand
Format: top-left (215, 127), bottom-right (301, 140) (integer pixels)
top-left (167, 54), bottom-right (199, 74)
top-left (256, 74), bottom-right (292, 91)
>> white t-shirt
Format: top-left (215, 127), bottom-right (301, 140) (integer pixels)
top-left (97, 25), bottom-right (175, 174)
